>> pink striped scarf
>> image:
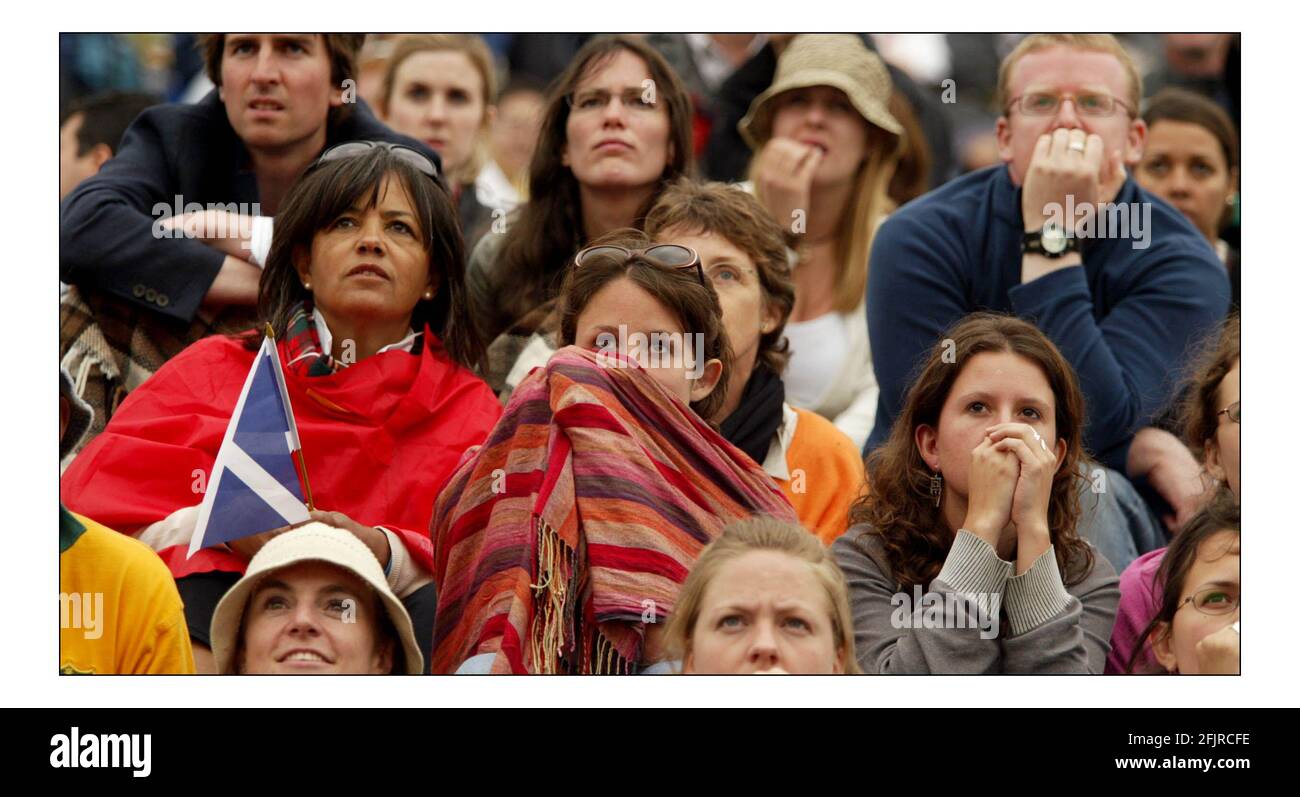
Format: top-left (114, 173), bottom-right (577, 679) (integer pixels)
top-left (430, 346), bottom-right (796, 673)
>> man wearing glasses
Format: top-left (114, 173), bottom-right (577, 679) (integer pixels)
top-left (864, 34), bottom-right (1231, 572)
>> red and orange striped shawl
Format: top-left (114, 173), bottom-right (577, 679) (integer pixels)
top-left (430, 346), bottom-right (796, 674)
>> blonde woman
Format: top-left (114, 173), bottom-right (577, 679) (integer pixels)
top-left (742, 34), bottom-right (904, 449)
top-left (665, 516), bottom-right (860, 674)
top-left (379, 34), bottom-right (519, 246)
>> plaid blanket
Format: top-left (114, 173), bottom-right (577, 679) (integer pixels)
top-left (430, 345), bottom-right (796, 674)
top-left (59, 286), bottom-right (256, 462)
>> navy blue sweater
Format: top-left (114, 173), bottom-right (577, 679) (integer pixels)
top-left (864, 165), bottom-right (1230, 472)
top-left (59, 91), bottom-right (439, 323)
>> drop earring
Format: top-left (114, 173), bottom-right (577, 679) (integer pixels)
top-left (929, 470), bottom-right (943, 508)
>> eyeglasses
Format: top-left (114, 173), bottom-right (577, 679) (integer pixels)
top-left (574, 244), bottom-right (705, 287)
top-left (567, 87), bottom-right (657, 114)
top-left (305, 141), bottom-right (444, 188)
top-left (1176, 585), bottom-right (1240, 617)
top-left (1005, 91), bottom-right (1134, 118)
top-left (1218, 401), bottom-right (1241, 424)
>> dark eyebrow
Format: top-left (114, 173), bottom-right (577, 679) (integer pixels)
top-left (251, 578), bottom-right (291, 598)
top-left (340, 205), bottom-right (416, 222)
top-left (272, 35), bottom-right (315, 49)
top-left (1017, 396), bottom-right (1052, 410)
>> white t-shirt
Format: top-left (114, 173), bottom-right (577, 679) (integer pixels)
top-left (782, 311), bottom-right (850, 410)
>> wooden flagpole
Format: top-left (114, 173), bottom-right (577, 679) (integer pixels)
top-left (266, 323), bottom-right (316, 512)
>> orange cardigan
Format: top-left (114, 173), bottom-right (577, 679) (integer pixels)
top-left (775, 407), bottom-right (867, 545)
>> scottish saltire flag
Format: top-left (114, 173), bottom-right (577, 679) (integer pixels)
top-left (188, 334), bottom-right (311, 557)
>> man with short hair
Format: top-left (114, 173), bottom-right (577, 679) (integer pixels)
top-left (59, 91), bottom-right (158, 200)
top-left (60, 34), bottom-right (439, 455)
top-left (864, 34), bottom-right (1231, 568)
top-left (61, 33), bottom-right (438, 320)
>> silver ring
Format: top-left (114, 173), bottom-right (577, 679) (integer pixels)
top-left (1068, 141), bottom-right (1086, 153)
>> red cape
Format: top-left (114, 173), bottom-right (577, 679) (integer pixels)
top-left (60, 329), bottom-right (502, 579)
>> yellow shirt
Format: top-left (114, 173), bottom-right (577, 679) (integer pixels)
top-left (60, 507), bottom-right (195, 674)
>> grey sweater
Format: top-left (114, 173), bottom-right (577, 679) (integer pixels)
top-left (831, 526), bottom-right (1120, 674)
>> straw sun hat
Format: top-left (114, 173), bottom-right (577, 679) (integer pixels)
top-left (739, 34), bottom-right (902, 151)
top-left (210, 522), bottom-right (424, 674)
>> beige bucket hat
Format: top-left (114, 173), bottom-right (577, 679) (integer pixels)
top-left (210, 522), bottom-right (424, 674)
top-left (739, 34), bottom-right (902, 151)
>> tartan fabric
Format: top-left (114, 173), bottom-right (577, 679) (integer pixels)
top-left (59, 286), bottom-right (256, 463)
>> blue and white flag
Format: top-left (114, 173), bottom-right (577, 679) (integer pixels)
top-left (188, 334), bottom-right (311, 557)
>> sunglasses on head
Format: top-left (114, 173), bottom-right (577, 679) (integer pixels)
top-left (573, 244), bottom-right (706, 287)
top-left (305, 141), bottom-right (444, 189)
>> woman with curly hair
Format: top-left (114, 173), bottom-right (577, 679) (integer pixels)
top-left (831, 313), bottom-right (1120, 673)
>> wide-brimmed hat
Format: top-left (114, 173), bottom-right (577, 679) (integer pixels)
top-left (59, 366), bottom-right (92, 460)
top-left (739, 34), bottom-right (902, 151)
top-left (210, 523), bottom-right (424, 674)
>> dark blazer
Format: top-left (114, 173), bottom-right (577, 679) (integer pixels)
top-left (59, 91), bottom-right (441, 322)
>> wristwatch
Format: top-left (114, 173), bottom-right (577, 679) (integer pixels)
top-left (1022, 224), bottom-right (1078, 258)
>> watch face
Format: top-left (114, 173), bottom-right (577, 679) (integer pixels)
top-left (1041, 224), bottom-right (1068, 254)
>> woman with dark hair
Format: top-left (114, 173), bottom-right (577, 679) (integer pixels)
top-left (832, 313), bottom-right (1120, 673)
top-left (1127, 496), bottom-right (1239, 674)
top-left (430, 231), bottom-right (796, 674)
top-left (1107, 315), bottom-right (1239, 673)
top-left (464, 34), bottom-right (695, 391)
top-left (1137, 88), bottom-right (1240, 310)
top-left (496, 179), bottom-right (867, 543)
top-left (645, 178), bottom-right (865, 544)
top-left (61, 144), bottom-right (502, 672)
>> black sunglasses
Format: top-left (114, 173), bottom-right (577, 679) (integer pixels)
top-left (573, 244), bottom-right (706, 287)
top-left (305, 141), bottom-right (444, 188)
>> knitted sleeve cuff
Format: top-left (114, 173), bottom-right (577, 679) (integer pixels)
top-left (935, 530), bottom-right (1012, 597)
top-left (1004, 545), bottom-right (1072, 636)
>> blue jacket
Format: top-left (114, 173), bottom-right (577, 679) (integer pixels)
top-left (864, 165), bottom-right (1230, 472)
top-left (59, 91), bottom-right (440, 323)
